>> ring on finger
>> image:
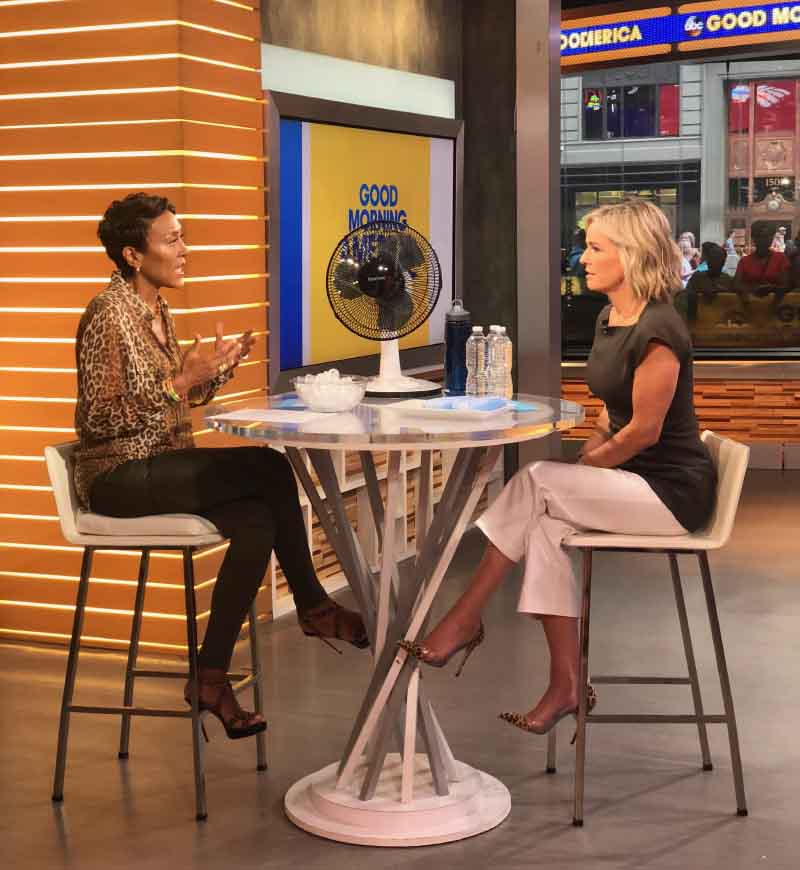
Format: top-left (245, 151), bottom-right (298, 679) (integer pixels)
top-left (218, 363), bottom-right (227, 375)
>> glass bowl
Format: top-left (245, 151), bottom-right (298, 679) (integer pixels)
top-left (292, 374), bottom-right (368, 413)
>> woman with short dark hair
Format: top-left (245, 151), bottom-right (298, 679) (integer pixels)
top-left (75, 193), bottom-right (367, 740)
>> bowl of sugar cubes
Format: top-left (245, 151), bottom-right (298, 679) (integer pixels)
top-left (292, 370), bottom-right (368, 413)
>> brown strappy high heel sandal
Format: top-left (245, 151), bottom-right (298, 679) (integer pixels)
top-left (184, 671), bottom-right (267, 740)
top-left (298, 599), bottom-right (370, 652)
top-left (499, 684), bottom-right (598, 740)
top-left (398, 622), bottom-right (485, 678)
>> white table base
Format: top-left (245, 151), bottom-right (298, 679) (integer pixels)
top-left (283, 445), bottom-right (506, 847)
top-left (285, 753), bottom-right (510, 847)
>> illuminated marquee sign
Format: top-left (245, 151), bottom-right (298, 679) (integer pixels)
top-left (561, 9), bottom-right (675, 63)
top-left (677, 2), bottom-right (800, 52)
top-left (561, 2), bottom-right (800, 66)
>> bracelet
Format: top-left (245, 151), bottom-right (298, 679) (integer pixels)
top-left (164, 378), bottom-right (181, 403)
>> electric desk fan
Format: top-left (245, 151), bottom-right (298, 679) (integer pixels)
top-left (325, 220), bottom-right (442, 398)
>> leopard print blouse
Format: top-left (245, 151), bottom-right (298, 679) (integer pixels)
top-left (73, 272), bottom-right (231, 508)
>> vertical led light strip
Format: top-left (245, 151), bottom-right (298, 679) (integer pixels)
top-left (0, 0), bottom-right (267, 653)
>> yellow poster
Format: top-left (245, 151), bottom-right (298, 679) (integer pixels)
top-left (308, 124), bottom-right (432, 364)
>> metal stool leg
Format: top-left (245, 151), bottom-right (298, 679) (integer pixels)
top-left (183, 547), bottom-right (208, 821)
top-left (697, 551), bottom-right (748, 816)
top-left (248, 603), bottom-right (267, 772)
top-left (119, 549), bottom-right (150, 759)
top-left (668, 553), bottom-right (712, 771)
top-left (52, 547), bottom-right (94, 802)
top-left (573, 548), bottom-right (593, 827)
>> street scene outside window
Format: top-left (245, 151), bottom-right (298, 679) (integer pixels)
top-left (561, 58), bottom-right (800, 357)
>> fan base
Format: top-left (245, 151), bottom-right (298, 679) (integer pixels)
top-left (366, 375), bottom-right (442, 399)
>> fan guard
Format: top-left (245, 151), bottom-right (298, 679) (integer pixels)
top-left (326, 221), bottom-right (441, 341)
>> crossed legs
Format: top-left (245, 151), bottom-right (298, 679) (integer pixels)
top-left (418, 541), bottom-right (580, 725)
top-left (415, 459), bottom-right (686, 725)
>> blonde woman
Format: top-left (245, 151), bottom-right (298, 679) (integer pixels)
top-left (401, 198), bottom-right (716, 734)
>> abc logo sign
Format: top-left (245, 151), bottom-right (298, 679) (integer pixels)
top-left (684, 15), bottom-right (705, 37)
top-left (686, 9), bottom-right (770, 35)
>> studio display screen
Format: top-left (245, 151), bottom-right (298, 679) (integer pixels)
top-left (278, 119), bottom-right (454, 370)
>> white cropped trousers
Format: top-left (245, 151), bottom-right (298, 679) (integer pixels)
top-left (475, 461), bottom-right (687, 618)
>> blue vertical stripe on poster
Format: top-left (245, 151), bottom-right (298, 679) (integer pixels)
top-left (279, 118), bottom-right (303, 372)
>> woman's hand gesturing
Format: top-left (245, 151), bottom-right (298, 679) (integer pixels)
top-left (172, 323), bottom-right (257, 396)
top-left (215, 323), bottom-right (256, 368)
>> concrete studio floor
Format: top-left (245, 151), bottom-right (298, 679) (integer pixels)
top-left (2, 470), bottom-right (799, 870)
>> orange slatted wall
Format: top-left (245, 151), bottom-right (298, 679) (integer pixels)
top-left (0, 0), bottom-right (268, 654)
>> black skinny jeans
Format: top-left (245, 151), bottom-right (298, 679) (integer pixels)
top-left (90, 446), bottom-right (328, 670)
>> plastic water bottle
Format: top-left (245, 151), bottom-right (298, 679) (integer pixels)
top-left (486, 325), bottom-right (504, 396)
top-left (499, 326), bottom-right (513, 399)
top-left (465, 327), bottom-right (487, 396)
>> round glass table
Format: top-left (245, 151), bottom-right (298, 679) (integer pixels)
top-left (208, 393), bottom-right (584, 846)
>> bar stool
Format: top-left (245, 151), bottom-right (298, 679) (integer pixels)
top-left (45, 442), bottom-right (267, 821)
top-left (553, 430), bottom-right (749, 826)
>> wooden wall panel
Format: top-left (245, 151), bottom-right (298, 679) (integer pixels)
top-left (562, 379), bottom-right (800, 443)
top-left (0, 0), bottom-right (267, 655)
top-left (0, 62), bottom-right (256, 100)
top-left (0, 188), bottom-right (266, 218)
top-left (2, 123), bottom-right (264, 158)
top-left (0, 216), bottom-right (266, 249)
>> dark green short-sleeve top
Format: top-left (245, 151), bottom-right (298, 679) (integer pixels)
top-left (585, 299), bottom-right (716, 532)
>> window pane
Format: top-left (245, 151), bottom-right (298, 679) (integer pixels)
top-left (754, 80), bottom-right (796, 134)
top-left (729, 177), bottom-right (750, 208)
top-left (583, 88), bottom-right (604, 140)
top-left (623, 85), bottom-right (656, 137)
top-left (563, 67), bottom-right (800, 356)
top-left (598, 190), bottom-right (624, 205)
top-left (606, 87), bottom-right (621, 138)
top-left (728, 82), bottom-right (750, 133)
top-left (575, 192), bottom-right (597, 206)
top-left (659, 84), bottom-right (680, 136)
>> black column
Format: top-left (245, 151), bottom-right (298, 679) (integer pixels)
top-left (462, 0), bottom-right (518, 474)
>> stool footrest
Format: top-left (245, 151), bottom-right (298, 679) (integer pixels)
top-left (70, 704), bottom-right (191, 718)
top-left (231, 674), bottom-right (256, 693)
top-left (591, 676), bottom-right (692, 685)
top-left (131, 669), bottom-right (249, 681)
top-left (587, 713), bottom-right (728, 724)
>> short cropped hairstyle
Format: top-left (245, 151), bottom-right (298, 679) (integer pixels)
top-left (97, 193), bottom-right (176, 278)
top-left (584, 198), bottom-right (683, 303)
top-left (702, 242), bottom-right (726, 276)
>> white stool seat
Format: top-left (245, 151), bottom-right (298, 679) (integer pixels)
top-left (76, 509), bottom-right (220, 539)
top-left (567, 529), bottom-right (695, 550)
top-left (44, 442), bottom-right (222, 547)
top-left (566, 430), bottom-right (749, 553)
